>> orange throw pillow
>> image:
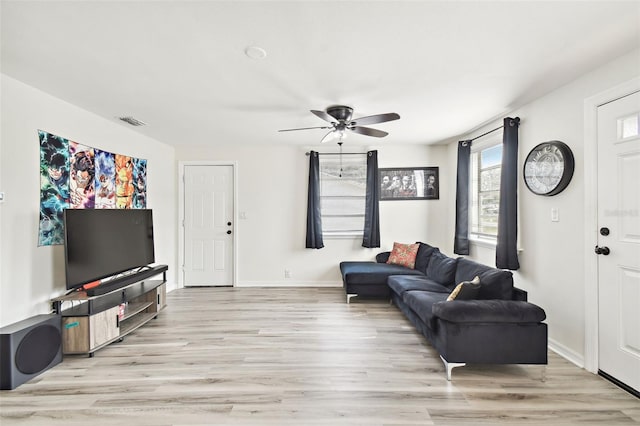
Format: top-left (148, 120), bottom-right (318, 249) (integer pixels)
top-left (387, 242), bottom-right (420, 269)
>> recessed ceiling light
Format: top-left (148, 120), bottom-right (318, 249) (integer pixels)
top-left (245, 46), bottom-right (267, 60)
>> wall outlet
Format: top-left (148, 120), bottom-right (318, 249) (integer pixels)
top-left (551, 208), bottom-right (559, 222)
top-left (284, 269), bottom-right (292, 279)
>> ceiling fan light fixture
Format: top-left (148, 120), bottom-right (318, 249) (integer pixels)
top-left (279, 105), bottom-right (400, 144)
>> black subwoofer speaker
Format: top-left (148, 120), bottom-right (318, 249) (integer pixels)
top-left (0, 314), bottom-right (62, 390)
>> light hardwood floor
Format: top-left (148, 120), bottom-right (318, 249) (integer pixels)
top-left (1, 287), bottom-right (638, 425)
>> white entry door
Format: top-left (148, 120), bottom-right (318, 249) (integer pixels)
top-left (597, 90), bottom-right (640, 393)
top-left (183, 165), bottom-right (234, 286)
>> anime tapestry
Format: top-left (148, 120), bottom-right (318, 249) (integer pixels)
top-left (38, 130), bottom-right (148, 246)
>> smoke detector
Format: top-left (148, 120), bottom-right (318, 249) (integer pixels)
top-left (118, 116), bottom-right (147, 126)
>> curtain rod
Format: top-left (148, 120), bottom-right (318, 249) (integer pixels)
top-left (305, 152), bottom-right (368, 156)
top-left (467, 117), bottom-right (520, 143)
top-left (470, 125), bottom-right (503, 142)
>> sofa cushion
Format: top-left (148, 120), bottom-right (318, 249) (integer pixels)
top-left (455, 258), bottom-right (514, 300)
top-left (414, 242), bottom-right (438, 274)
top-left (402, 290), bottom-right (449, 329)
top-left (447, 276), bottom-right (481, 301)
top-left (454, 257), bottom-right (491, 283)
top-left (426, 251), bottom-right (458, 287)
top-left (340, 261), bottom-right (424, 285)
top-left (387, 242), bottom-right (420, 269)
top-left (432, 300), bottom-right (547, 324)
top-left (388, 275), bottom-right (450, 297)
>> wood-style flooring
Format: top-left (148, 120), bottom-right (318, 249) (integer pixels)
top-left (1, 287), bottom-right (638, 425)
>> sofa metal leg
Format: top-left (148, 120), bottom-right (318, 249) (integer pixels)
top-left (346, 294), bottom-right (357, 304)
top-left (440, 356), bottom-right (465, 381)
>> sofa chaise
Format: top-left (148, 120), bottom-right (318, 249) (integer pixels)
top-left (339, 242), bottom-right (548, 379)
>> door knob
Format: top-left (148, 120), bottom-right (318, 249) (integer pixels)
top-left (594, 245), bottom-right (610, 255)
top-left (227, 222), bottom-right (232, 226)
top-left (227, 230), bottom-right (232, 235)
top-left (600, 227), bottom-right (610, 236)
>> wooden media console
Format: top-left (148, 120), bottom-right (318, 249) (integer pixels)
top-left (51, 265), bottom-right (168, 356)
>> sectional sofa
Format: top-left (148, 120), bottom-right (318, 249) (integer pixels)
top-left (340, 242), bottom-right (548, 379)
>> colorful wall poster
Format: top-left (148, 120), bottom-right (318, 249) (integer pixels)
top-left (69, 142), bottom-right (95, 209)
top-left (132, 158), bottom-right (147, 209)
top-left (115, 154), bottom-right (134, 209)
top-left (94, 149), bottom-right (116, 209)
top-left (37, 130), bottom-right (148, 246)
top-left (38, 131), bottom-right (70, 246)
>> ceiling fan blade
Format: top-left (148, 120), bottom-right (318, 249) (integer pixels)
top-left (278, 126), bottom-right (332, 132)
top-left (320, 130), bottom-right (336, 143)
top-left (311, 110), bottom-right (337, 123)
top-left (350, 112), bottom-right (400, 126)
top-left (349, 126), bottom-right (389, 138)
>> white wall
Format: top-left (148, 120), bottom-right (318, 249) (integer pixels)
top-left (0, 74), bottom-right (178, 327)
top-left (441, 49), bottom-right (640, 365)
top-left (176, 143), bottom-right (448, 286)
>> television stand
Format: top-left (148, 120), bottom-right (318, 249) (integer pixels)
top-left (51, 265), bottom-right (168, 357)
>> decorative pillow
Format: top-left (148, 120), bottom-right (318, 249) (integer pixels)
top-left (447, 276), bottom-right (481, 301)
top-left (386, 242), bottom-right (420, 269)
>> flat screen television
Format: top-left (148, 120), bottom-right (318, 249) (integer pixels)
top-left (63, 208), bottom-right (155, 291)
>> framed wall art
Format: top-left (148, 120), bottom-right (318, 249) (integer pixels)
top-left (379, 167), bottom-right (439, 200)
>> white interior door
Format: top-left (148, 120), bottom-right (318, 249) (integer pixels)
top-left (597, 91), bottom-right (640, 393)
top-left (183, 165), bottom-right (234, 286)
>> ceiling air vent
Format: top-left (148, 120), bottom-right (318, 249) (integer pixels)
top-left (118, 116), bottom-right (146, 126)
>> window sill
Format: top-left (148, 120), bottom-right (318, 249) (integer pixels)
top-left (323, 234), bottom-right (363, 240)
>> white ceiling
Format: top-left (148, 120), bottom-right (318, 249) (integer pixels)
top-left (1, 1), bottom-right (639, 148)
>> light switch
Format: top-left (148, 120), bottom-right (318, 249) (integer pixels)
top-left (551, 208), bottom-right (559, 222)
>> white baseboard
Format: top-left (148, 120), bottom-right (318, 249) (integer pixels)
top-left (235, 280), bottom-right (342, 288)
top-left (548, 338), bottom-right (585, 369)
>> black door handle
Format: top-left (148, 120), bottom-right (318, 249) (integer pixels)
top-left (594, 245), bottom-right (610, 255)
top-left (227, 230), bottom-right (232, 235)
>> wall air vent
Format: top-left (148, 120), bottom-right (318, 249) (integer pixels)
top-left (118, 116), bottom-right (147, 126)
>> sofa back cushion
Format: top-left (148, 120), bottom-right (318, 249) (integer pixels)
top-left (455, 258), bottom-right (514, 300)
top-left (414, 242), bottom-right (438, 274)
top-left (426, 251), bottom-right (458, 287)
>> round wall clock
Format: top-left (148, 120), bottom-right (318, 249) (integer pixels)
top-left (523, 140), bottom-right (574, 196)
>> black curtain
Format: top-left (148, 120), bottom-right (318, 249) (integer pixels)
top-left (496, 117), bottom-right (520, 269)
top-left (305, 151), bottom-right (324, 249)
top-left (362, 150), bottom-right (380, 248)
top-left (454, 140), bottom-right (472, 255)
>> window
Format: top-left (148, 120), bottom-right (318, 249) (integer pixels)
top-left (618, 113), bottom-right (639, 140)
top-left (470, 142), bottom-right (502, 241)
top-left (319, 154), bottom-right (367, 238)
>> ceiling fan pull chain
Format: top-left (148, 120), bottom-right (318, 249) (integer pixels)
top-left (338, 141), bottom-right (343, 178)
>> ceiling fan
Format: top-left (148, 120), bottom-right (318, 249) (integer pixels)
top-left (278, 105), bottom-right (400, 143)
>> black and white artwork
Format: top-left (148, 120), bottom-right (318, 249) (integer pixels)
top-left (379, 167), bottom-right (439, 200)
